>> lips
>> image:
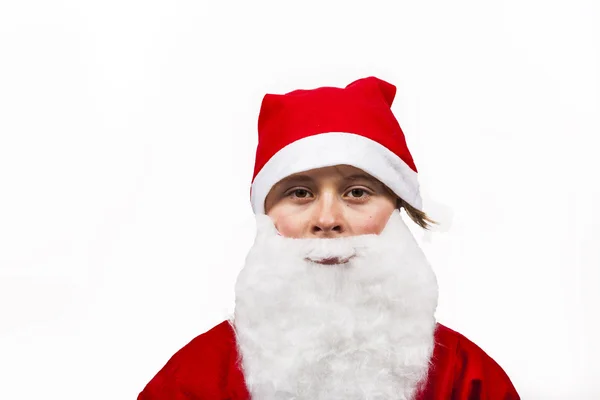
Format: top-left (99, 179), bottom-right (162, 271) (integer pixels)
top-left (305, 255), bottom-right (355, 265)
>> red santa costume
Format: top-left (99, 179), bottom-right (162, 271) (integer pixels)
top-left (138, 77), bottom-right (520, 399)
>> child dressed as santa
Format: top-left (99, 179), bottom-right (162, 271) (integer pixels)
top-left (137, 76), bottom-right (520, 400)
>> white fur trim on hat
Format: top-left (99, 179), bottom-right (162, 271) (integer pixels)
top-left (251, 132), bottom-right (422, 214)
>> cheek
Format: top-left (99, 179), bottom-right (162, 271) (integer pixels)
top-left (358, 217), bottom-right (386, 234)
top-left (352, 206), bottom-right (394, 235)
top-left (271, 212), bottom-right (305, 238)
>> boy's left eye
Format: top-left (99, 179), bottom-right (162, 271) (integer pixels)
top-left (348, 188), bottom-right (368, 197)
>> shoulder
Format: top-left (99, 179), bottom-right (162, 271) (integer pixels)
top-left (436, 323), bottom-right (514, 378)
top-left (137, 320), bottom-right (239, 400)
top-left (419, 323), bottom-right (520, 399)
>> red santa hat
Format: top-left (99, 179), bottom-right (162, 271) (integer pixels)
top-left (250, 76), bottom-right (422, 215)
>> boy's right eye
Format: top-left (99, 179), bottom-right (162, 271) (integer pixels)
top-left (288, 188), bottom-right (312, 198)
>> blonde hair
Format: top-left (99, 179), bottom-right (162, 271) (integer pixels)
top-left (381, 184), bottom-right (438, 230)
top-left (397, 197), bottom-right (438, 230)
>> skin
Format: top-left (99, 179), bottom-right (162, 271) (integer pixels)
top-left (264, 164), bottom-right (397, 239)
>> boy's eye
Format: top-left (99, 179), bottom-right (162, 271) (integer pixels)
top-left (286, 188), bottom-right (369, 199)
top-left (292, 189), bottom-right (311, 198)
top-left (348, 188), bottom-right (367, 197)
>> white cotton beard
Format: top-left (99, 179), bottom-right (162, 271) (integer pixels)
top-left (231, 209), bottom-right (439, 400)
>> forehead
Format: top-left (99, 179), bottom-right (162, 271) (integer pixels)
top-left (275, 165), bottom-right (382, 186)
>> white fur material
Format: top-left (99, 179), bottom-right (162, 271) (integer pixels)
top-left (231, 210), bottom-right (439, 400)
top-left (250, 132), bottom-right (423, 214)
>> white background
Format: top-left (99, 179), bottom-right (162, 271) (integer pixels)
top-left (1, 0), bottom-right (598, 398)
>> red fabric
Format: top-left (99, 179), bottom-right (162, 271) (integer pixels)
top-left (138, 321), bottom-right (520, 400)
top-left (252, 76), bottom-right (418, 183)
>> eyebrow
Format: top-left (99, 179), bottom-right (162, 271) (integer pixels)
top-left (278, 173), bottom-right (380, 186)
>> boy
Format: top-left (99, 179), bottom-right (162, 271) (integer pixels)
top-left (138, 76), bottom-right (520, 399)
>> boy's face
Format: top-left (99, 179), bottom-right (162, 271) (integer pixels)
top-left (264, 164), bottom-right (397, 238)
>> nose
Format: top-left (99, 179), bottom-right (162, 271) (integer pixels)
top-left (310, 193), bottom-right (346, 237)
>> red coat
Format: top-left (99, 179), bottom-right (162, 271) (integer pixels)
top-left (138, 321), bottom-right (519, 399)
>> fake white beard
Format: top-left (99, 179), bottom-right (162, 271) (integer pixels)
top-left (231, 209), bottom-right (439, 400)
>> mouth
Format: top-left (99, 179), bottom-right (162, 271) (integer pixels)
top-left (305, 255), bottom-right (355, 265)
